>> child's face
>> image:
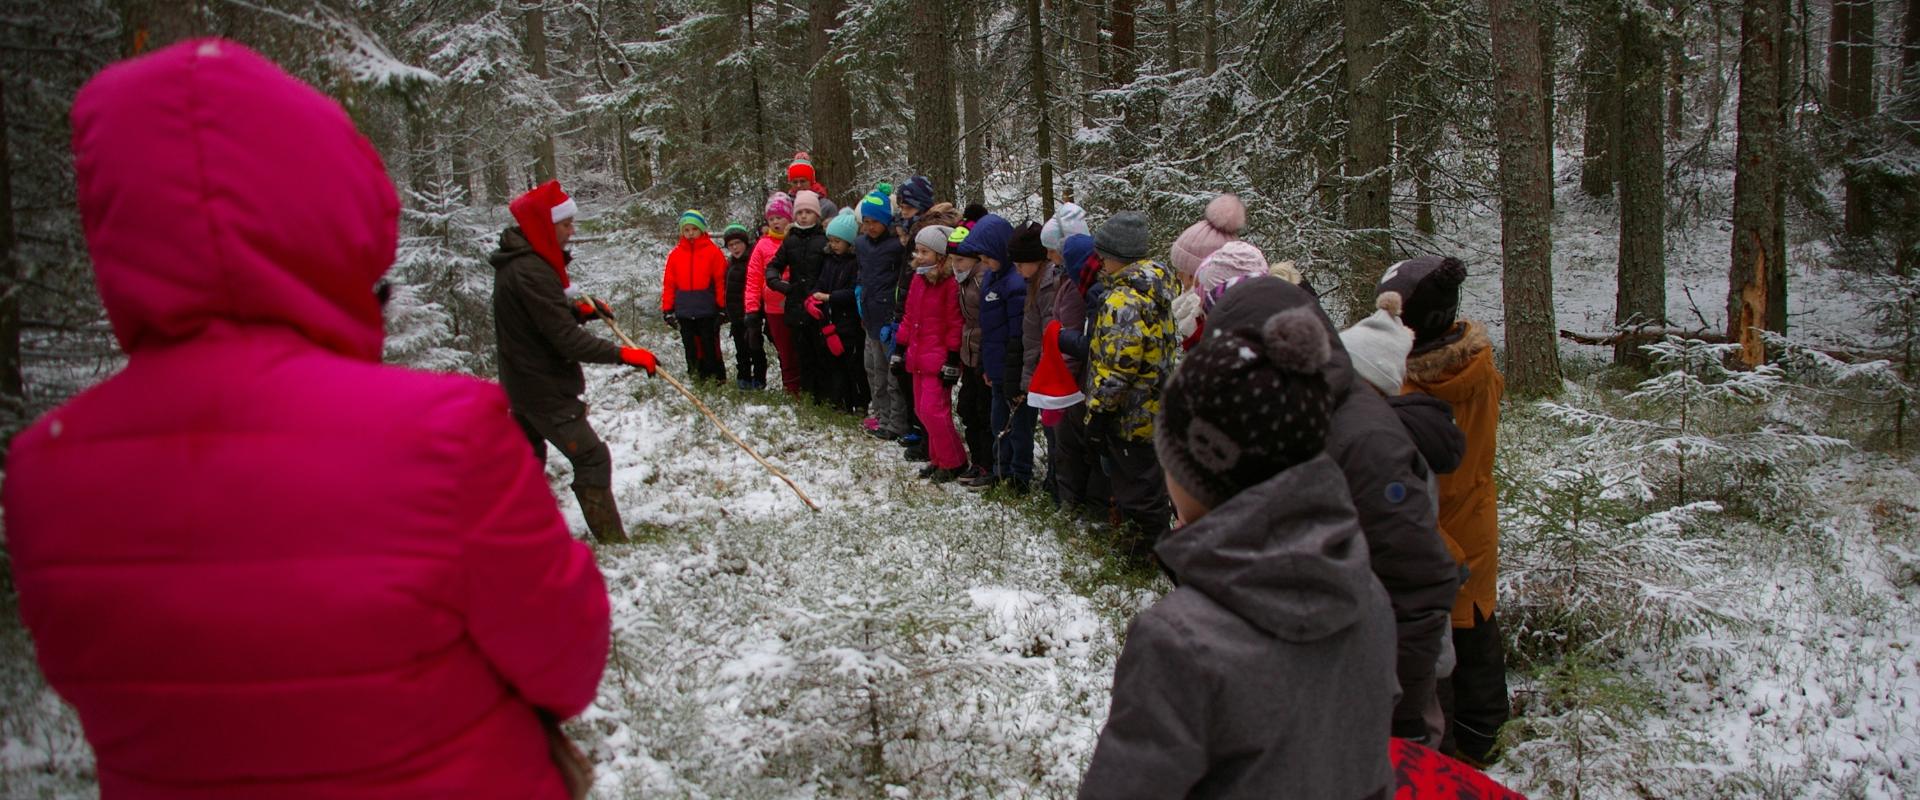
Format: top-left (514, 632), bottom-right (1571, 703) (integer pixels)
top-left (794, 208), bottom-right (820, 227)
top-left (1015, 260), bottom-right (1043, 281)
top-left (767, 215), bottom-right (791, 235)
top-left (681, 224), bottom-right (703, 241)
top-left (948, 254), bottom-right (980, 274)
top-left (1166, 474), bottom-right (1210, 527)
top-left (828, 237), bottom-right (851, 255)
top-left (788, 177), bottom-right (811, 194)
top-left (980, 256), bottom-right (1003, 272)
top-left (897, 203), bottom-right (921, 220)
top-left (913, 245), bottom-right (941, 268)
top-left (860, 219), bottom-right (887, 239)
top-left (727, 240), bottom-right (748, 258)
top-left (1046, 247), bottom-right (1063, 265)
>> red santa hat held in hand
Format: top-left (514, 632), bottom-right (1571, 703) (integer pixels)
top-left (1027, 320), bottom-right (1086, 412)
top-left (509, 180), bottom-right (578, 286)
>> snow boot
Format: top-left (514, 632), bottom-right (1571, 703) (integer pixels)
top-left (929, 467), bottom-right (961, 484)
top-left (574, 485), bottom-right (629, 545)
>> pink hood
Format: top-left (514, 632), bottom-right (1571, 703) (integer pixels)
top-left (73, 38), bottom-right (397, 361)
top-left (6, 40), bottom-right (608, 799)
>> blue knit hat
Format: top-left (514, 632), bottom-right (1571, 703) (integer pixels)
top-left (859, 189), bottom-right (893, 226)
top-left (826, 208), bottom-right (859, 243)
top-left (678, 209), bottom-right (709, 232)
top-left (897, 175), bottom-right (935, 213)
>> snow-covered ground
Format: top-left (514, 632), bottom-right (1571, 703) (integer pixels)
top-left (3, 184), bottom-right (1919, 796)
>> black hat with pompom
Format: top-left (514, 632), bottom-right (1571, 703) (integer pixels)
top-left (1375, 255), bottom-right (1467, 351)
top-left (1155, 306), bottom-right (1337, 510)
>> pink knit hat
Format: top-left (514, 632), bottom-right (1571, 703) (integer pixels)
top-left (793, 190), bottom-right (822, 217)
top-left (765, 191), bottom-right (794, 221)
top-left (1170, 194), bottom-right (1248, 279)
top-left (1194, 240), bottom-right (1269, 312)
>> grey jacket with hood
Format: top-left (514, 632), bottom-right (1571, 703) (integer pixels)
top-left (1204, 277), bottom-right (1460, 739)
top-left (1079, 454), bottom-right (1396, 800)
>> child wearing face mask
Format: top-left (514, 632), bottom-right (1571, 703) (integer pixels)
top-left (898, 224), bottom-right (968, 483)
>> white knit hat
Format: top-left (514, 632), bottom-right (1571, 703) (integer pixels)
top-left (1194, 241), bottom-right (1270, 312)
top-left (1339, 293), bottom-right (1414, 396)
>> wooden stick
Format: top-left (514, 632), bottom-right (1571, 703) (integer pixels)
top-left (601, 314), bottom-right (822, 513)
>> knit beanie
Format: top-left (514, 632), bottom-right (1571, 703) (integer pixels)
top-left (793, 190), bottom-right (822, 219)
top-left (1008, 221), bottom-right (1047, 263)
top-left (1170, 194), bottom-right (1248, 279)
top-left (963, 203), bottom-right (989, 225)
top-left (678, 209), bottom-right (709, 232)
top-left (766, 191), bottom-right (794, 221)
top-left (1193, 240), bottom-right (1270, 312)
top-left (819, 196), bottom-right (839, 220)
top-left (1040, 219), bottom-right (1065, 251)
top-left (916, 224), bottom-right (955, 255)
top-left (859, 188), bottom-right (893, 226)
top-left (1340, 292), bottom-right (1415, 396)
top-left (1155, 305), bottom-right (1337, 510)
top-left (722, 223), bottom-right (751, 247)
top-left (1093, 211), bottom-right (1152, 263)
top-left (826, 208), bottom-right (859, 243)
top-left (1039, 203), bottom-right (1091, 250)
top-left (1375, 256), bottom-right (1467, 349)
top-left (787, 151), bottom-right (815, 183)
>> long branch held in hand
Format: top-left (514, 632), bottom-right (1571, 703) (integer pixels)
top-left (599, 312), bottom-right (822, 513)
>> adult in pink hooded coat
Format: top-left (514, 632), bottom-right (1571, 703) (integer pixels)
top-left (1, 40), bottom-right (610, 798)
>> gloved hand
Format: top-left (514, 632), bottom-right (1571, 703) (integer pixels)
top-left (855, 286), bottom-right (865, 319)
top-left (663, 311), bottom-right (680, 331)
top-left (879, 323), bottom-right (897, 348)
top-left (940, 351), bottom-right (961, 387)
top-left (620, 347), bottom-right (658, 375)
top-left (590, 297), bottom-right (615, 320)
top-left (889, 343), bottom-right (905, 370)
top-left (1085, 410), bottom-right (1114, 454)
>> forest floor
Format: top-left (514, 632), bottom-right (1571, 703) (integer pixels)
top-left (2, 172), bottom-right (1919, 796)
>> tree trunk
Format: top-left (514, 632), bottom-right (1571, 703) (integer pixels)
top-left (1541, 7), bottom-right (1559, 207)
top-left (911, 0), bottom-right (960, 197)
top-left (1343, 0), bottom-right (1393, 321)
top-left (1031, 0), bottom-right (1058, 216)
top-left (1827, 0), bottom-right (1853, 112)
top-left (1668, 1), bottom-right (1687, 138)
top-left (809, 0), bottom-right (859, 197)
top-left (963, 0), bottom-right (987, 202)
top-left (1111, 0), bottom-right (1138, 86)
top-left (1617, 6), bottom-right (1669, 365)
top-left (1079, 0), bottom-right (1101, 122)
top-left (1164, 0), bottom-right (1181, 71)
top-left (745, 0), bottom-right (773, 179)
top-left (448, 131), bottom-right (473, 204)
top-left (522, 1), bottom-right (558, 185)
top-left (407, 108), bottom-right (438, 200)
top-left (0, 77), bottom-right (22, 403)
top-left (1202, 0), bottom-right (1218, 75)
top-left (1842, 0), bottom-right (1878, 236)
top-left (1581, 0), bottom-right (1622, 198)
top-left (1493, 0), bottom-right (1563, 397)
top-left (1771, 0), bottom-right (1795, 334)
top-left (1730, 0), bottom-right (1786, 366)
top-left (114, 0), bottom-right (205, 55)
top-left (485, 145), bottom-right (511, 205)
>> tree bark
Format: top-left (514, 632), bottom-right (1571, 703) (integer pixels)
top-left (1542, 6), bottom-right (1559, 207)
top-left (113, 0), bottom-right (205, 55)
top-left (1730, 0), bottom-right (1785, 366)
top-left (522, 0), bottom-right (558, 185)
top-left (809, 0), bottom-right (858, 196)
top-left (0, 77), bottom-right (22, 403)
top-left (1202, 0), bottom-right (1218, 75)
top-left (1581, 0), bottom-right (1622, 198)
top-left (911, 0), bottom-right (960, 197)
top-left (1031, 0), bottom-right (1058, 216)
top-left (1492, 0), bottom-right (1563, 397)
top-left (1164, 0), bottom-right (1182, 71)
top-left (1342, 0), bottom-right (1393, 321)
top-left (963, 0), bottom-right (987, 202)
top-left (1827, 0), bottom-right (1854, 112)
top-left (1079, 0), bottom-right (1102, 122)
top-left (744, 0), bottom-right (773, 179)
top-left (1617, 6), bottom-right (1669, 365)
top-left (1842, 0), bottom-right (1878, 236)
top-left (1668, 0), bottom-right (1688, 138)
top-left (1110, 0), bottom-right (1138, 86)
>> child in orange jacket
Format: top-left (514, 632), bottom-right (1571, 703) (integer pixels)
top-left (661, 209), bottom-right (729, 382)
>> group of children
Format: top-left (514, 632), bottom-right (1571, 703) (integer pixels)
top-left (658, 152), bottom-right (1518, 796)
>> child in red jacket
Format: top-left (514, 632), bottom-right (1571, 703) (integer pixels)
top-left (900, 223), bottom-right (967, 482)
top-left (661, 209), bottom-right (729, 382)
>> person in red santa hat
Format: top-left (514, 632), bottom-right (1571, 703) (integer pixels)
top-left (491, 179), bottom-right (658, 544)
top-left (786, 150), bottom-right (830, 199)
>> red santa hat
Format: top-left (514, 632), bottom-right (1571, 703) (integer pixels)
top-left (509, 180), bottom-right (575, 285)
top-left (1026, 320), bottom-right (1086, 410)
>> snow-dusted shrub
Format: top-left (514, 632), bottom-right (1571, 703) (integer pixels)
top-left (383, 180), bottom-right (497, 375)
top-left (1500, 461), bottom-right (1744, 667)
top-left (1543, 336), bottom-right (1849, 514)
top-left (1501, 648), bottom-right (1711, 800)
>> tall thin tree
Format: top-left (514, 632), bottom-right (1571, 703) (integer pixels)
top-left (1031, 0), bottom-right (1058, 215)
top-left (1581, 0), bottom-right (1622, 198)
top-left (808, 0), bottom-right (857, 195)
top-left (1343, 0), bottom-right (1393, 320)
top-left (522, 0), bottom-right (557, 184)
top-left (1616, 3), bottom-right (1668, 365)
top-left (0, 76), bottom-right (20, 403)
top-left (1729, 0), bottom-right (1786, 366)
top-left (1493, 0), bottom-right (1563, 397)
top-left (910, 0), bottom-right (960, 196)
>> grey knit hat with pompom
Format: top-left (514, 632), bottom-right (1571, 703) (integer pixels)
top-left (1155, 305), bottom-right (1337, 510)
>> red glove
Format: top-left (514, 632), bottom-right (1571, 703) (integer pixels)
top-left (619, 347), bottom-right (657, 375)
top-left (591, 297), bottom-right (615, 319)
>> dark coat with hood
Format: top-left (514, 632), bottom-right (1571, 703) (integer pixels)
top-left (765, 223), bottom-right (828, 321)
top-left (490, 227), bottom-right (622, 415)
top-left (724, 243), bottom-right (756, 325)
top-left (966, 215), bottom-right (1026, 385)
top-left (1206, 276), bottom-right (1460, 738)
top-left (814, 246), bottom-right (863, 332)
top-left (1053, 233), bottom-right (1100, 383)
top-left (855, 229), bottom-right (905, 339)
top-left (1079, 454), bottom-right (1396, 800)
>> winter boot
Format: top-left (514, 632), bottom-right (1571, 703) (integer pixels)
top-left (574, 485), bottom-right (629, 545)
top-left (929, 467), bottom-right (961, 484)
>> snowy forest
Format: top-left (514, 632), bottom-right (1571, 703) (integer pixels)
top-left (2, 0), bottom-right (1920, 797)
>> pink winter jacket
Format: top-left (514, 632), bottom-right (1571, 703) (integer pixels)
top-left (748, 231), bottom-right (785, 315)
top-left (2, 40), bottom-right (609, 799)
top-left (901, 273), bottom-right (961, 375)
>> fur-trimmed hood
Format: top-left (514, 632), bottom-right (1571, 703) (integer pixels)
top-left (1405, 320), bottom-right (1493, 390)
